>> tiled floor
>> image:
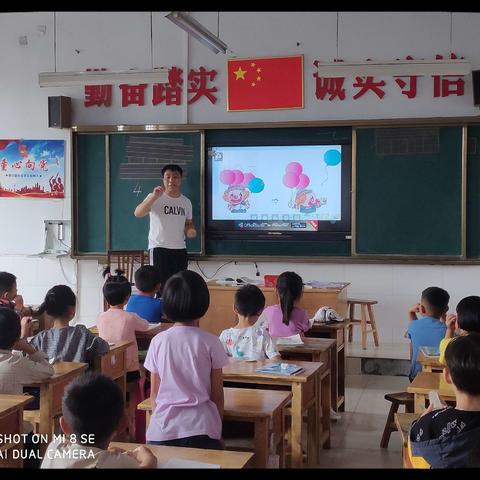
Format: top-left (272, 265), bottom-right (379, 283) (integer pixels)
top-left (316, 373), bottom-right (409, 468)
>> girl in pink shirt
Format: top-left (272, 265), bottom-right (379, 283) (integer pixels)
top-left (144, 270), bottom-right (228, 449)
top-left (262, 271), bottom-right (311, 338)
top-left (96, 268), bottom-right (149, 438)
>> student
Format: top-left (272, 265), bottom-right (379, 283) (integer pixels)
top-left (407, 286), bottom-right (449, 380)
top-left (0, 271), bottom-right (31, 317)
top-left (407, 333), bottom-right (480, 468)
top-left (41, 372), bottom-right (157, 468)
top-left (439, 296), bottom-right (480, 365)
top-left (125, 265), bottom-right (163, 323)
top-left (219, 284), bottom-right (279, 361)
top-left (259, 271), bottom-right (311, 338)
top-left (96, 268), bottom-right (149, 384)
top-left (134, 164), bottom-right (197, 293)
top-left (144, 270), bottom-right (228, 449)
top-left (30, 285), bottom-right (109, 364)
top-left (0, 307), bottom-right (54, 394)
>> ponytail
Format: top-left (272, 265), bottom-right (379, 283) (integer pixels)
top-left (33, 285), bottom-right (76, 318)
top-left (276, 271), bottom-right (304, 325)
top-left (102, 267), bottom-right (131, 306)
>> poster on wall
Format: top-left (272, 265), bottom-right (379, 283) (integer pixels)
top-left (0, 139), bottom-right (65, 198)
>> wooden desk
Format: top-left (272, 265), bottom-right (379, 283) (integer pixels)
top-left (222, 358), bottom-right (323, 468)
top-left (90, 322), bottom-right (172, 351)
top-left (394, 412), bottom-right (419, 468)
top-left (407, 372), bottom-right (455, 413)
top-left (110, 441), bottom-right (253, 468)
top-left (92, 340), bottom-right (132, 402)
top-left (138, 387), bottom-right (292, 468)
top-left (24, 362), bottom-right (88, 439)
top-left (0, 394), bottom-right (34, 468)
top-left (278, 337), bottom-right (334, 446)
top-left (202, 281), bottom-right (349, 336)
top-left (306, 321), bottom-right (349, 412)
top-left (417, 351), bottom-right (443, 372)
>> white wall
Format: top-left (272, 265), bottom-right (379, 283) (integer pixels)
top-left (1, 11), bottom-right (479, 341)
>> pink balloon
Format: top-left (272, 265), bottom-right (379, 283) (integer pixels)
top-left (286, 162), bottom-right (303, 175)
top-left (297, 173), bottom-right (310, 189)
top-left (220, 170), bottom-right (235, 185)
top-left (232, 170), bottom-right (244, 186)
top-left (242, 172), bottom-right (255, 188)
top-left (283, 172), bottom-right (300, 189)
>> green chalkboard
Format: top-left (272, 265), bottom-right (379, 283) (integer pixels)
top-left (75, 132), bottom-right (202, 255)
top-left (355, 126), bottom-right (463, 256)
top-left (76, 134), bottom-right (106, 254)
top-left (467, 126), bottom-right (480, 258)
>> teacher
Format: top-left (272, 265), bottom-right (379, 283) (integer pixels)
top-left (134, 164), bottom-right (196, 293)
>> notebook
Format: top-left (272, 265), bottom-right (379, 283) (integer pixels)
top-left (275, 334), bottom-right (304, 346)
top-left (255, 362), bottom-right (303, 375)
top-left (420, 346), bottom-right (440, 357)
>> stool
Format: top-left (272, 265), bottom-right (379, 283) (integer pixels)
top-left (347, 298), bottom-right (380, 349)
top-left (380, 392), bottom-right (414, 448)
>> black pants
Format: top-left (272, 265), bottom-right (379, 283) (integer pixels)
top-left (151, 247), bottom-right (188, 294)
top-left (148, 435), bottom-right (222, 450)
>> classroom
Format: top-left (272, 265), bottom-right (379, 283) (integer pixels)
top-left (1, 10), bottom-right (480, 469)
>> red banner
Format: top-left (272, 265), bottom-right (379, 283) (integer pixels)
top-left (227, 55), bottom-right (303, 111)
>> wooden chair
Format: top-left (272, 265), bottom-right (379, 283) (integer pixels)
top-left (380, 392), bottom-right (414, 448)
top-left (107, 250), bottom-right (148, 284)
top-left (347, 298), bottom-right (380, 349)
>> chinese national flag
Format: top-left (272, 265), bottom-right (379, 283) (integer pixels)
top-left (227, 55), bottom-right (303, 111)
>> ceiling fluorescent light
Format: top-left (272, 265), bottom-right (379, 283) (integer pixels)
top-left (315, 60), bottom-right (471, 77)
top-left (166, 11), bottom-right (228, 54)
top-left (39, 68), bottom-right (169, 87)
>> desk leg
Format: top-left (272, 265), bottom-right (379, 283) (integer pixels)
top-left (307, 377), bottom-right (320, 466)
top-left (253, 417), bottom-right (269, 468)
top-left (423, 365), bottom-right (432, 373)
top-left (278, 407), bottom-right (285, 468)
top-left (337, 333), bottom-right (346, 412)
top-left (321, 369), bottom-right (331, 449)
top-left (290, 383), bottom-right (303, 468)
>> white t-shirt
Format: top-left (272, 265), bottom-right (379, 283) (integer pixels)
top-left (219, 325), bottom-right (279, 361)
top-left (148, 193), bottom-right (192, 249)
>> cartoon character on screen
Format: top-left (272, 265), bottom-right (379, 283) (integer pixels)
top-left (219, 169), bottom-right (264, 214)
top-left (223, 185), bottom-right (250, 213)
top-left (293, 189), bottom-right (326, 214)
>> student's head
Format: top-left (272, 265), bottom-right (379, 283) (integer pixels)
top-left (134, 265), bottom-right (161, 294)
top-left (0, 271), bottom-right (17, 300)
top-left (444, 333), bottom-right (480, 396)
top-left (161, 164), bottom-right (183, 195)
top-left (60, 372), bottom-right (124, 449)
top-left (162, 270), bottom-right (209, 323)
top-left (234, 284), bottom-right (266, 322)
top-left (455, 296), bottom-right (480, 333)
top-left (0, 307), bottom-right (21, 349)
top-left (102, 267), bottom-right (131, 307)
top-left (420, 286), bottom-right (449, 319)
top-left (276, 271), bottom-right (304, 325)
top-left (35, 285), bottom-right (76, 321)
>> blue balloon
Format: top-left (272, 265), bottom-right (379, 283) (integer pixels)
top-left (324, 149), bottom-right (341, 166)
top-left (248, 177), bottom-right (264, 193)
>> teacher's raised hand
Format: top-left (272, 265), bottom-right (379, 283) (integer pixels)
top-left (152, 185), bottom-right (165, 198)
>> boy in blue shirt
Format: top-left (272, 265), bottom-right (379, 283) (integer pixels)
top-left (406, 286), bottom-right (448, 381)
top-left (125, 265), bottom-right (163, 323)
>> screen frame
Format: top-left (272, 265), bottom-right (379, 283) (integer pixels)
top-left (205, 140), bottom-right (352, 242)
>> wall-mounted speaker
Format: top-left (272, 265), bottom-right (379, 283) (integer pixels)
top-left (473, 70), bottom-right (480, 107)
top-left (48, 96), bottom-right (71, 128)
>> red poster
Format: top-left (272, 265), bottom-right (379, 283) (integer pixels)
top-left (227, 55), bottom-right (304, 111)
